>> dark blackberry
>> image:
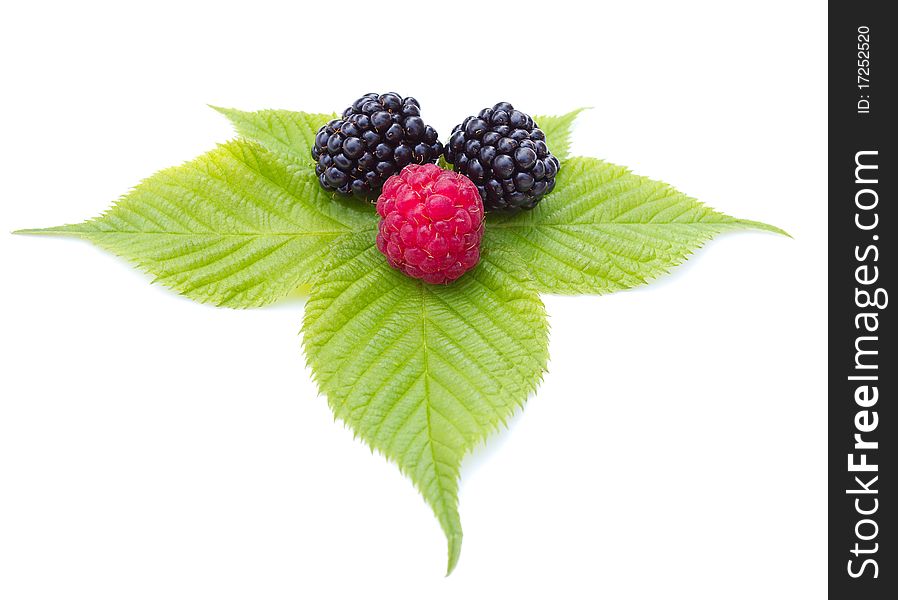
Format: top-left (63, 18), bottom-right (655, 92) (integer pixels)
top-left (444, 102), bottom-right (560, 212)
top-left (311, 93), bottom-right (443, 198)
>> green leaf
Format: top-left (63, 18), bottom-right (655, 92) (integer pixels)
top-left (302, 238), bottom-right (549, 574)
top-left (19, 140), bottom-right (376, 307)
top-left (533, 108), bottom-right (588, 160)
top-left (17, 103), bottom-right (787, 575)
top-left (486, 156), bottom-right (788, 295)
top-left (213, 106), bottom-right (336, 168)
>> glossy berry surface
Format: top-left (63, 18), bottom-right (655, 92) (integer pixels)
top-left (376, 164), bottom-right (484, 284)
top-left (312, 93), bottom-right (443, 198)
top-left (444, 101), bottom-right (560, 212)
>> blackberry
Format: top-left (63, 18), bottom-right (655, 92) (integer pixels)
top-left (444, 102), bottom-right (560, 212)
top-left (312, 93), bottom-right (443, 198)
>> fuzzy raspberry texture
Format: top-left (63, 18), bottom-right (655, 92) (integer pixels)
top-left (376, 164), bottom-right (484, 284)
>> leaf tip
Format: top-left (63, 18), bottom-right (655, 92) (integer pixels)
top-left (11, 226), bottom-right (76, 236)
top-left (209, 104), bottom-right (243, 122)
top-left (735, 219), bottom-right (792, 239)
top-left (445, 532), bottom-right (463, 576)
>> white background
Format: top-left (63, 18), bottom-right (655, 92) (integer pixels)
top-left (0, 1), bottom-right (826, 598)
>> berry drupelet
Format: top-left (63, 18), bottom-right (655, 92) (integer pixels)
top-left (312, 93), bottom-right (443, 198)
top-left (444, 102), bottom-right (560, 212)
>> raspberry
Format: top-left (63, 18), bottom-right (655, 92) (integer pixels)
top-left (312, 93), bottom-right (443, 198)
top-left (376, 164), bottom-right (484, 284)
top-left (444, 101), bottom-right (560, 213)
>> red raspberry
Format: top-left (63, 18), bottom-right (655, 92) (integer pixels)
top-left (376, 163), bottom-right (484, 284)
